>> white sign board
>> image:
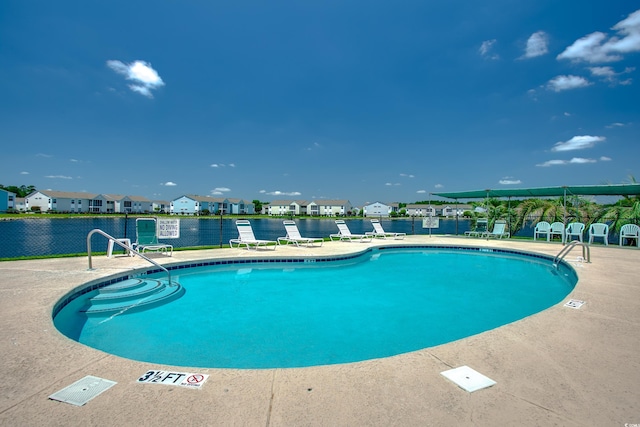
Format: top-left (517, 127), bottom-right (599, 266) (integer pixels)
top-left (157, 219), bottom-right (180, 239)
top-left (137, 370), bottom-right (209, 389)
top-left (422, 217), bottom-right (440, 229)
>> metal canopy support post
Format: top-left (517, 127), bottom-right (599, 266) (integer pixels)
top-left (563, 187), bottom-right (567, 245)
top-left (454, 198), bottom-right (459, 235)
top-left (428, 193), bottom-right (432, 237)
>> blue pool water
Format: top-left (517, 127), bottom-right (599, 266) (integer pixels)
top-left (54, 247), bottom-right (577, 369)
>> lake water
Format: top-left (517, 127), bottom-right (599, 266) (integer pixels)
top-left (0, 217), bottom-right (532, 258)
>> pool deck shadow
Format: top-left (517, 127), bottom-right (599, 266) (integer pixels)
top-left (0, 236), bottom-right (638, 426)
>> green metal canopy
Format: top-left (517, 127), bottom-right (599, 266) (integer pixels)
top-left (432, 184), bottom-right (640, 200)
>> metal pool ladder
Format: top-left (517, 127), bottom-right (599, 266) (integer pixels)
top-left (553, 240), bottom-right (590, 268)
top-left (86, 229), bottom-right (175, 286)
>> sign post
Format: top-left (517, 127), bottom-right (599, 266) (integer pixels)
top-left (157, 218), bottom-right (180, 239)
top-left (422, 215), bottom-right (440, 237)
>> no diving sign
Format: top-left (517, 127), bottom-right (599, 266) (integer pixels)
top-left (137, 370), bottom-right (209, 389)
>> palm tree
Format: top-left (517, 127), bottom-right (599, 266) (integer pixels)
top-left (593, 176), bottom-right (640, 231)
top-left (513, 198), bottom-right (564, 233)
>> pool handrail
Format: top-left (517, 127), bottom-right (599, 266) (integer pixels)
top-left (553, 240), bottom-right (590, 268)
top-left (86, 228), bottom-right (174, 285)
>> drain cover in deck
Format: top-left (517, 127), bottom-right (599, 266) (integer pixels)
top-left (441, 366), bottom-right (496, 392)
top-left (49, 375), bottom-right (117, 406)
top-left (564, 299), bottom-right (585, 309)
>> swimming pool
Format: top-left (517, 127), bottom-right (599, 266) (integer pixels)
top-left (53, 246), bottom-right (577, 369)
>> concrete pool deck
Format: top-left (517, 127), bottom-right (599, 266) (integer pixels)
top-left (0, 236), bottom-right (638, 426)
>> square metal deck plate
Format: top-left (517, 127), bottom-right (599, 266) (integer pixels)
top-left (49, 375), bottom-right (117, 406)
top-left (441, 365), bottom-right (496, 392)
top-left (564, 299), bottom-right (585, 309)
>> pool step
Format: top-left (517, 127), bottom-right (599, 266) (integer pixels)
top-left (82, 279), bottom-right (185, 316)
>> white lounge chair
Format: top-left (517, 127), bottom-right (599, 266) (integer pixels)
top-left (464, 218), bottom-right (488, 237)
top-left (134, 218), bottom-right (173, 256)
top-left (365, 219), bottom-right (406, 239)
top-left (565, 222), bottom-right (585, 243)
top-left (277, 220), bottom-right (324, 247)
top-left (483, 220), bottom-right (510, 239)
top-left (619, 223), bottom-right (640, 248)
top-left (533, 221), bottom-right (551, 241)
top-left (330, 220), bottom-right (373, 242)
top-left (588, 223), bottom-right (609, 245)
top-left (230, 220), bottom-right (276, 250)
top-left (549, 222), bottom-right (565, 242)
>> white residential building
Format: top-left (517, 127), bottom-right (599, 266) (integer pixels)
top-left (26, 190), bottom-right (96, 213)
top-left (362, 201), bottom-right (393, 217)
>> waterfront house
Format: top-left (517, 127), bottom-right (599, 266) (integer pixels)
top-left (315, 199), bottom-right (354, 216)
top-left (170, 195), bottom-right (229, 215)
top-left (405, 204), bottom-right (436, 217)
top-left (102, 194), bottom-right (153, 213)
top-left (26, 190), bottom-right (96, 213)
top-left (0, 188), bottom-right (16, 213)
top-left (268, 200), bottom-right (312, 216)
top-left (362, 201), bottom-right (395, 217)
top-left (152, 200), bottom-right (170, 214)
top-left (227, 198), bottom-right (255, 215)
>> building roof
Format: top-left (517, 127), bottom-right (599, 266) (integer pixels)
top-left (28, 190), bottom-right (98, 199)
top-left (314, 199), bottom-right (351, 205)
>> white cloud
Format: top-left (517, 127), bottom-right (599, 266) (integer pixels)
top-left (536, 158), bottom-right (597, 167)
top-left (522, 31), bottom-right (549, 59)
top-left (162, 181), bottom-right (177, 186)
top-left (212, 187), bottom-right (231, 193)
top-left (106, 60), bottom-right (165, 98)
top-left (569, 157), bottom-right (597, 164)
top-left (434, 184), bottom-right (443, 188)
top-left (499, 178), bottom-right (522, 185)
top-left (228, 163), bottom-right (236, 167)
top-left (20, 171), bottom-right (29, 175)
top-left (385, 182), bottom-right (401, 186)
top-left (479, 39), bottom-right (499, 59)
top-left (588, 65), bottom-right (634, 85)
top-left (600, 156), bottom-right (612, 161)
top-left (551, 135), bottom-right (605, 152)
top-left (36, 153), bottom-right (53, 158)
top-left (265, 190), bottom-right (302, 196)
top-left (400, 173), bottom-right (415, 178)
top-left (546, 75), bottom-right (591, 92)
top-left (606, 122), bottom-right (627, 128)
top-left (536, 160), bottom-right (566, 167)
top-left (416, 190), bottom-right (426, 194)
top-left (557, 9), bottom-right (640, 63)
top-left (45, 175), bottom-right (72, 179)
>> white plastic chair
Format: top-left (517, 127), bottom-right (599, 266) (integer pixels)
top-left (366, 219), bottom-right (406, 239)
top-left (565, 222), bottom-right (585, 243)
top-left (277, 220), bottom-right (324, 247)
top-left (230, 220), bottom-right (277, 250)
top-left (533, 221), bottom-right (551, 241)
top-left (549, 222), bottom-right (565, 242)
top-left (588, 223), bottom-right (609, 245)
top-left (330, 220), bottom-right (373, 242)
top-left (619, 224), bottom-right (640, 248)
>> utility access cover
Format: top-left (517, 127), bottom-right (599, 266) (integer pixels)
top-left (49, 375), bottom-right (117, 406)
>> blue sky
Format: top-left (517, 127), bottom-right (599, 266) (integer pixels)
top-left (1, 1), bottom-right (639, 206)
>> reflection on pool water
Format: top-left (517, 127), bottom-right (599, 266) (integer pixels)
top-left (54, 247), bottom-right (577, 369)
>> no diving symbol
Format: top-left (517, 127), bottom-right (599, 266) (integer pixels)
top-left (187, 374), bottom-right (205, 384)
